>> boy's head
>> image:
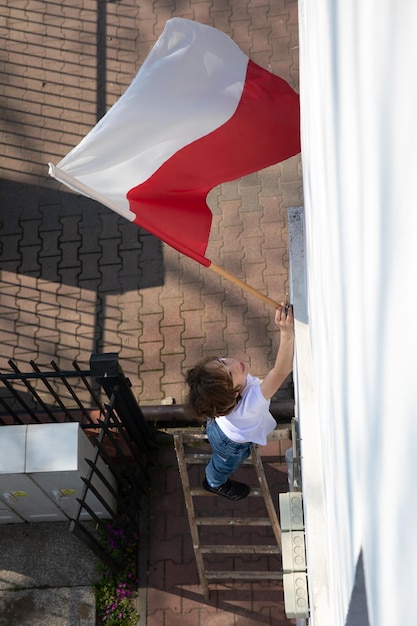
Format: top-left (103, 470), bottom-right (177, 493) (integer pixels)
top-left (185, 356), bottom-right (245, 421)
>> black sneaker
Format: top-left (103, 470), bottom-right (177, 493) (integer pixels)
top-left (203, 477), bottom-right (250, 501)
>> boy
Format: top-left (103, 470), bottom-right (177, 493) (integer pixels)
top-left (185, 303), bottom-right (294, 501)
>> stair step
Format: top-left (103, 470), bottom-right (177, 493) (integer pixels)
top-left (184, 453), bottom-right (254, 466)
top-left (199, 544), bottom-right (280, 554)
top-left (196, 516), bottom-right (271, 526)
top-left (190, 486), bottom-right (262, 496)
top-left (205, 570), bottom-right (283, 581)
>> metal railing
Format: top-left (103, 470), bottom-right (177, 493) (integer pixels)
top-left (0, 352), bottom-right (154, 571)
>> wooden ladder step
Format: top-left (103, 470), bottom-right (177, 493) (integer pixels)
top-left (196, 516), bottom-right (272, 526)
top-left (200, 545), bottom-right (280, 554)
top-left (184, 453), bottom-right (211, 463)
top-left (178, 431), bottom-right (208, 442)
top-left (184, 453), bottom-right (255, 466)
top-left (190, 486), bottom-right (263, 496)
top-left (205, 570), bottom-right (283, 581)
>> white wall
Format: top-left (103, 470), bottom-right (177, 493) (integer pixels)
top-left (297, 1), bottom-right (417, 625)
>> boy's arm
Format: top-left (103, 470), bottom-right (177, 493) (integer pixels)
top-left (260, 304), bottom-right (294, 401)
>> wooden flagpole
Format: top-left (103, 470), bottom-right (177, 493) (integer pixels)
top-left (208, 262), bottom-right (280, 309)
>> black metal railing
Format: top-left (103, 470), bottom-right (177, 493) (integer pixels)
top-left (0, 353), bottom-right (154, 571)
top-left (0, 359), bottom-right (99, 425)
top-left (71, 353), bottom-right (155, 571)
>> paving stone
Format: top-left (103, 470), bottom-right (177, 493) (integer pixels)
top-left (147, 610), bottom-right (166, 625)
top-left (0, 588), bottom-right (96, 626)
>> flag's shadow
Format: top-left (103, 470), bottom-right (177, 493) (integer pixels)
top-left (0, 177), bottom-right (164, 354)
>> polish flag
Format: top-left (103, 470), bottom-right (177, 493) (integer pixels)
top-left (49, 18), bottom-right (300, 267)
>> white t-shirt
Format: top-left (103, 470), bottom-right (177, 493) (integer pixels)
top-left (215, 374), bottom-right (276, 445)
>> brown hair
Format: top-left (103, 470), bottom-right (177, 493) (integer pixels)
top-left (185, 357), bottom-right (243, 422)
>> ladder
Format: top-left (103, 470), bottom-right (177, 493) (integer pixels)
top-left (173, 424), bottom-right (291, 600)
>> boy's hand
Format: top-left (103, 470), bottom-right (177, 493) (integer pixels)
top-left (275, 303), bottom-right (294, 336)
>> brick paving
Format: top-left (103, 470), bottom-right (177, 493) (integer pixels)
top-left (1, 0), bottom-right (303, 623)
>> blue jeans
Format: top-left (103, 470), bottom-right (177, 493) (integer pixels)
top-left (205, 419), bottom-right (253, 487)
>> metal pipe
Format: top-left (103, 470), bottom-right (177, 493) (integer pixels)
top-left (140, 399), bottom-right (295, 426)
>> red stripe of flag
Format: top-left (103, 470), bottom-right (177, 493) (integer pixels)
top-left (128, 60), bottom-right (300, 266)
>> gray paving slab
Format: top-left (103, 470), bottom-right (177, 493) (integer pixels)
top-left (0, 588), bottom-right (95, 626)
top-left (0, 522), bottom-right (99, 626)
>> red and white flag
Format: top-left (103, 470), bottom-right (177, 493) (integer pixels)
top-left (49, 18), bottom-right (300, 267)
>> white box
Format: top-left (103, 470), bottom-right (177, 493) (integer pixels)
top-left (0, 425), bottom-right (26, 473)
top-left (282, 530), bottom-right (307, 572)
top-left (0, 425), bottom-right (67, 522)
top-left (279, 492), bottom-right (304, 531)
top-left (0, 473), bottom-right (68, 522)
top-left (283, 572), bottom-right (309, 619)
top-left (26, 423), bottom-right (117, 520)
top-left (0, 423), bottom-right (117, 522)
